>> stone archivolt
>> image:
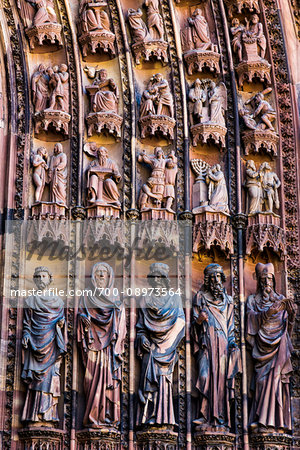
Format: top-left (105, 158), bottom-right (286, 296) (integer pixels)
top-left (189, 79), bottom-right (227, 148)
top-left (77, 0), bottom-right (116, 58)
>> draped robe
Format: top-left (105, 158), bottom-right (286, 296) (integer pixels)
top-left (246, 293), bottom-right (293, 430)
top-left (136, 294), bottom-right (185, 426)
top-left (50, 152), bottom-right (67, 205)
top-left (78, 293), bottom-right (126, 427)
top-left (21, 295), bottom-right (66, 423)
top-left (192, 291), bottom-right (241, 427)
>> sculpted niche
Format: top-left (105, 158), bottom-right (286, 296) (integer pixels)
top-left (231, 14), bottom-right (271, 87)
top-left (21, 267), bottom-right (66, 424)
top-left (239, 89), bottom-right (278, 156)
top-left (128, 1), bottom-right (168, 65)
top-left (192, 264), bottom-right (240, 431)
top-left (246, 263), bottom-right (294, 433)
top-left (31, 143), bottom-right (68, 218)
top-left (17, 0), bottom-right (62, 50)
top-left (139, 73), bottom-right (175, 140)
top-left (84, 67), bottom-right (123, 139)
top-left (78, 262), bottom-right (126, 429)
top-left (181, 8), bottom-right (220, 75)
top-left (138, 147), bottom-right (178, 220)
top-left (84, 143), bottom-right (121, 218)
top-left (32, 64), bottom-right (70, 137)
top-left (191, 160), bottom-right (233, 257)
top-left (136, 263), bottom-right (185, 427)
top-left (189, 79), bottom-right (227, 148)
top-left (78, 0), bottom-right (116, 58)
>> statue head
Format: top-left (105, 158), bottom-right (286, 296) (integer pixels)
top-left (259, 161), bottom-right (271, 173)
top-left (97, 146), bottom-right (108, 166)
top-left (54, 143), bottom-right (63, 155)
top-left (38, 64), bottom-right (46, 73)
top-left (246, 160), bottom-right (256, 171)
top-left (53, 65), bottom-right (59, 73)
top-left (255, 262), bottom-right (276, 293)
top-left (99, 69), bottom-right (107, 81)
top-left (37, 146), bottom-right (47, 157)
top-left (59, 64), bottom-right (68, 73)
top-left (203, 264), bottom-right (226, 299)
top-left (154, 73), bottom-right (163, 82)
top-left (232, 18), bottom-right (240, 26)
top-left (193, 8), bottom-right (202, 17)
top-left (47, 67), bottom-right (54, 76)
top-left (154, 147), bottom-right (164, 159)
top-left (33, 266), bottom-right (53, 290)
top-left (251, 14), bottom-right (259, 24)
top-left (147, 263), bottom-right (170, 290)
top-left (91, 262), bottom-right (113, 289)
top-left (210, 81), bottom-right (216, 89)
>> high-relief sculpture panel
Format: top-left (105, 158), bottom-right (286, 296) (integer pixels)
top-left (127, 0), bottom-right (168, 65)
top-left (139, 73), bottom-right (175, 140)
top-left (31, 63), bottom-right (71, 137)
top-left (84, 143), bottom-right (122, 218)
top-left (181, 8), bottom-right (220, 75)
top-left (189, 79), bottom-right (227, 148)
top-left (239, 89), bottom-right (279, 156)
top-left (31, 143), bottom-right (68, 218)
top-left (17, 0), bottom-right (62, 50)
top-left (84, 67), bottom-right (123, 139)
top-left (21, 267), bottom-right (66, 425)
top-left (230, 14), bottom-right (271, 87)
top-left (77, 0), bottom-right (116, 58)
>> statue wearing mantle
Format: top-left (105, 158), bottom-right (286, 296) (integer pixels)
top-left (78, 262), bottom-right (126, 428)
top-left (192, 264), bottom-right (241, 429)
top-left (21, 267), bottom-right (66, 424)
top-left (246, 263), bottom-right (295, 433)
top-left (136, 263), bottom-right (185, 426)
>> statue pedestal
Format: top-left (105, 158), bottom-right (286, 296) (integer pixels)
top-left (246, 213), bottom-right (286, 259)
top-left (86, 111), bottom-right (123, 139)
top-left (79, 29), bottom-right (116, 58)
top-left (136, 427), bottom-right (178, 449)
top-left (26, 23), bottom-right (62, 51)
top-left (141, 208), bottom-right (175, 221)
top-left (19, 428), bottom-right (65, 450)
top-left (139, 115), bottom-right (175, 140)
top-left (132, 40), bottom-right (168, 65)
top-left (184, 49), bottom-right (221, 76)
top-left (192, 210), bottom-right (234, 257)
top-left (191, 123), bottom-right (227, 148)
top-left (236, 59), bottom-right (271, 87)
top-left (76, 428), bottom-right (121, 450)
top-left (249, 432), bottom-right (293, 450)
top-left (86, 203), bottom-right (121, 219)
top-left (242, 129), bottom-right (279, 156)
top-left (34, 110), bottom-right (71, 138)
top-left (31, 202), bottom-right (68, 219)
top-left (194, 431), bottom-right (235, 449)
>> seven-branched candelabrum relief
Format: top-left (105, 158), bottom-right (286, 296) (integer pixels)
top-left (188, 79), bottom-right (227, 148)
top-left (181, 8), bottom-right (220, 76)
top-left (31, 63), bottom-right (71, 137)
top-left (239, 88), bottom-right (279, 157)
top-left (17, 0), bottom-right (63, 50)
top-left (230, 13), bottom-right (270, 87)
top-left (77, 0), bottom-right (116, 58)
top-left (84, 67), bottom-right (123, 139)
top-left (127, 0), bottom-right (168, 65)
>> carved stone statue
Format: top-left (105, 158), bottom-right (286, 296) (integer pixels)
top-left (78, 0), bottom-right (116, 57)
top-left (32, 146), bottom-right (49, 202)
top-left (128, 8), bottom-right (149, 42)
top-left (192, 264), bottom-right (241, 429)
top-left (136, 263), bottom-right (185, 426)
top-left (84, 143), bottom-right (121, 208)
top-left (246, 263), bottom-right (295, 432)
top-left (240, 89), bottom-right (278, 155)
top-left (139, 74), bottom-right (175, 140)
top-left (85, 67), bottom-right (122, 138)
top-left (21, 267), bottom-right (66, 424)
top-left (32, 64), bottom-right (70, 135)
top-left (138, 147), bottom-right (177, 213)
top-left (189, 79), bottom-right (227, 147)
top-left (78, 262), bottom-right (126, 428)
top-left (144, 0), bottom-right (164, 41)
top-left (231, 14), bottom-right (271, 87)
top-left (244, 160), bottom-right (280, 215)
top-left (17, 0), bottom-right (62, 50)
top-left (48, 143), bottom-right (67, 205)
top-left (181, 9), bottom-right (220, 75)
top-left (206, 164), bottom-right (229, 213)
